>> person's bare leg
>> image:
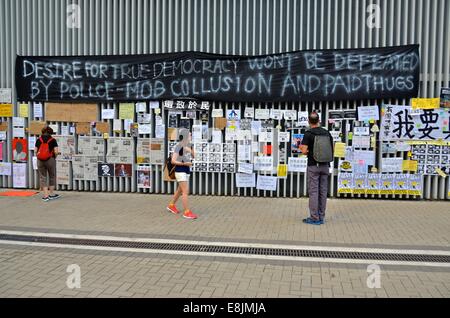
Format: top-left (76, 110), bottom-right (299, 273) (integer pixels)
top-left (49, 186), bottom-right (55, 196)
top-left (43, 187), bottom-right (49, 198)
top-left (171, 185), bottom-right (182, 204)
top-left (180, 182), bottom-right (189, 211)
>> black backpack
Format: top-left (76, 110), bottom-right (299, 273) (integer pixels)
top-left (311, 129), bottom-right (334, 163)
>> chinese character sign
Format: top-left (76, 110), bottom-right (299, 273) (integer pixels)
top-left (380, 105), bottom-right (450, 141)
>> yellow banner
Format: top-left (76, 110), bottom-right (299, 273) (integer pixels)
top-left (119, 103), bottom-right (135, 120)
top-left (334, 142), bottom-right (346, 158)
top-left (19, 103), bottom-right (29, 118)
top-left (411, 98), bottom-right (440, 109)
top-left (277, 164), bottom-right (288, 178)
top-left (0, 103), bottom-right (13, 117)
top-left (402, 160), bottom-right (418, 172)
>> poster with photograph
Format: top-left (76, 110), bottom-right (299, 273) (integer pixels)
top-left (291, 133), bottom-right (304, 154)
top-left (137, 166), bottom-right (151, 189)
top-left (12, 138), bottom-right (27, 162)
top-left (114, 163), bottom-right (132, 177)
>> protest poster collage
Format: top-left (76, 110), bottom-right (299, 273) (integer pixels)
top-left (1, 89), bottom-right (450, 197)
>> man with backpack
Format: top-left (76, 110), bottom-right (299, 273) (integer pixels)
top-left (35, 126), bottom-right (60, 202)
top-left (300, 112), bottom-right (334, 225)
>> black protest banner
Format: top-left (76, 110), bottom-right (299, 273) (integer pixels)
top-left (15, 45), bottom-right (420, 103)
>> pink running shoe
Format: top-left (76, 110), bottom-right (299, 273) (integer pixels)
top-left (167, 204), bottom-right (180, 215)
top-left (183, 210), bottom-right (198, 219)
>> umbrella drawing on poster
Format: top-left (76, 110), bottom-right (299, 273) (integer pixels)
top-left (98, 163), bottom-right (114, 177)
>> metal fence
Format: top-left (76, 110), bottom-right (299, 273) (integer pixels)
top-left (1, 0), bottom-right (449, 199)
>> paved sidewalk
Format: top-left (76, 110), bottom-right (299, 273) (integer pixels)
top-left (0, 191), bottom-right (449, 248)
top-left (1, 191), bottom-right (449, 298)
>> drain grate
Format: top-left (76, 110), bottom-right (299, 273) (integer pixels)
top-left (0, 233), bottom-right (449, 263)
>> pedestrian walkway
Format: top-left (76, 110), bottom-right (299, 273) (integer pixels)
top-left (0, 191), bottom-right (449, 298)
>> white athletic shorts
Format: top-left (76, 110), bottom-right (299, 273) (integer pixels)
top-left (175, 172), bottom-right (190, 182)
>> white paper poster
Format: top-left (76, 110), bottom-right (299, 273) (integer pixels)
top-left (330, 131), bottom-right (341, 142)
top-left (353, 150), bottom-right (375, 166)
top-left (244, 107), bottom-right (254, 118)
top-left (32, 156), bottom-right (38, 170)
top-left (251, 121), bottom-right (261, 135)
top-left (192, 125), bottom-right (203, 142)
top-left (254, 156), bottom-right (273, 171)
top-left (236, 173), bottom-right (256, 188)
top-left (284, 110), bottom-right (297, 121)
top-left (155, 124), bottom-right (165, 138)
top-left (256, 175), bottom-right (277, 191)
top-left (352, 135), bottom-right (371, 148)
top-left (135, 102), bottom-right (147, 112)
top-left (107, 137), bottom-right (133, 163)
top-left (53, 135), bottom-right (76, 161)
top-left (298, 111), bottom-right (309, 126)
top-left (0, 131), bottom-right (6, 140)
top-left (212, 130), bottom-right (222, 143)
top-left (238, 143), bottom-right (252, 161)
top-left (12, 163), bottom-right (26, 188)
top-left (278, 132), bottom-right (290, 143)
top-left (33, 102), bottom-right (43, 118)
top-left (149, 101), bottom-right (159, 109)
top-left (61, 125), bottom-right (70, 136)
top-left (358, 106), bottom-right (379, 121)
top-left (56, 160), bottom-right (70, 185)
top-left (13, 127), bottom-right (25, 138)
top-left (28, 136), bottom-right (36, 151)
top-left (353, 127), bottom-right (370, 136)
top-left (138, 124), bottom-right (152, 135)
top-left (288, 157), bottom-right (308, 172)
top-left (212, 109), bottom-right (223, 118)
top-left (270, 109), bottom-right (283, 120)
top-left (0, 162), bottom-right (12, 176)
top-left (381, 157), bottom-right (403, 173)
top-left (255, 109), bottom-right (270, 120)
top-left (102, 108), bottom-right (116, 119)
top-left (13, 117), bottom-right (25, 127)
top-left (0, 88), bottom-right (12, 103)
top-left (395, 141), bottom-right (411, 152)
top-left (259, 130), bottom-right (273, 143)
top-left (238, 163), bottom-right (254, 174)
top-left (113, 119), bottom-right (122, 132)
